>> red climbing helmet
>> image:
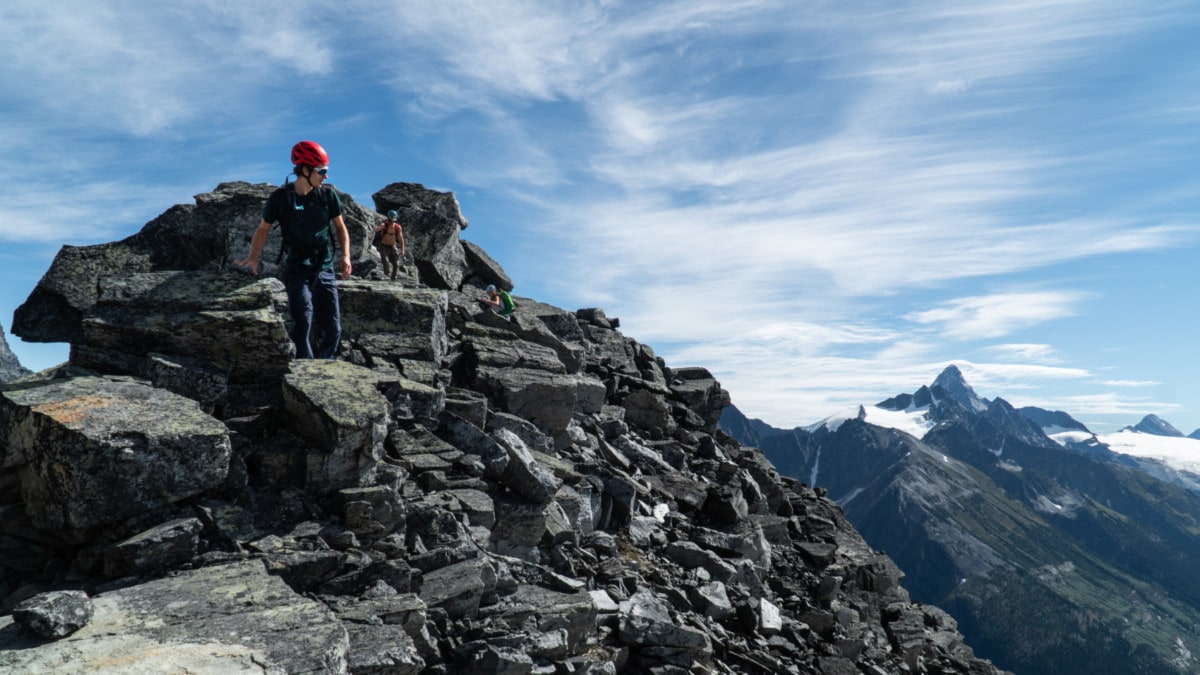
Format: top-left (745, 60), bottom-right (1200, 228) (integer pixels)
top-left (290, 140), bottom-right (329, 167)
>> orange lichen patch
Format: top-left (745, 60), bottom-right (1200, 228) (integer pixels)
top-left (31, 395), bottom-right (118, 424)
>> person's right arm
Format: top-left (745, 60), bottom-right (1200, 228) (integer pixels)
top-left (234, 220), bottom-right (273, 275)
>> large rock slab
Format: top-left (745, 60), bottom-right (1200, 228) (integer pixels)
top-left (490, 585), bottom-right (598, 660)
top-left (103, 517), bottom-right (204, 577)
top-left (0, 376), bottom-right (230, 530)
top-left (619, 590), bottom-right (712, 652)
top-left (493, 428), bottom-right (562, 504)
top-left (73, 271), bottom-right (292, 384)
top-left (474, 367), bottom-right (579, 437)
top-left (419, 557), bottom-right (497, 620)
top-left (461, 239), bottom-right (511, 291)
top-left (283, 360), bottom-right (390, 494)
top-left (337, 283), bottom-right (448, 364)
top-left (461, 308), bottom-right (584, 374)
top-left (668, 367), bottom-right (731, 430)
top-left (12, 241), bottom-right (155, 344)
top-left (0, 560), bottom-right (349, 673)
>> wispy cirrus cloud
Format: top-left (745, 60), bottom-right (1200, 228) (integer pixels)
top-left (1101, 380), bottom-right (1162, 388)
top-left (0, 1), bottom-right (335, 137)
top-left (905, 291), bottom-right (1088, 340)
top-left (368, 1), bottom-right (1196, 427)
top-left (982, 344), bottom-right (1063, 364)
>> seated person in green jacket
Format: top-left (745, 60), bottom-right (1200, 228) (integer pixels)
top-left (479, 284), bottom-right (515, 318)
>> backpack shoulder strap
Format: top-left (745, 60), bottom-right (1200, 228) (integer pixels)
top-left (273, 182), bottom-right (295, 264)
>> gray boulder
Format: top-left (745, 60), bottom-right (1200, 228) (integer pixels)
top-left (461, 239), bottom-right (512, 291)
top-left (493, 428), bottom-right (562, 504)
top-left (491, 585), bottom-right (598, 659)
top-left (0, 376), bottom-right (230, 531)
top-left (475, 367), bottom-right (579, 438)
top-left (73, 271), bottom-right (292, 384)
top-left (337, 282), bottom-right (448, 364)
top-left (104, 517), bottom-right (204, 578)
top-left (282, 360), bottom-right (390, 494)
top-left (668, 367), bottom-right (731, 431)
top-left (418, 557), bottom-right (497, 620)
top-left (618, 590), bottom-right (712, 651)
top-left (12, 590), bottom-right (93, 639)
top-left (344, 622), bottom-right (425, 674)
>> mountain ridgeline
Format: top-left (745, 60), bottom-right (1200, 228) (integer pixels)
top-left (0, 183), bottom-right (1009, 673)
top-left (721, 365), bottom-right (1200, 675)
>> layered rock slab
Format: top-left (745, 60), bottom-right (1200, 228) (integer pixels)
top-left (283, 360), bottom-right (390, 493)
top-left (0, 376), bottom-right (230, 530)
top-left (0, 560), bottom-right (348, 673)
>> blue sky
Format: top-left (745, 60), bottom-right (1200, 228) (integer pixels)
top-left (3, 1), bottom-right (1200, 434)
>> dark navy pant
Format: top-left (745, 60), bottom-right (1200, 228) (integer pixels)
top-left (284, 266), bottom-right (341, 359)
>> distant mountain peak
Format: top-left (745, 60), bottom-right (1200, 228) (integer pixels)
top-left (932, 364), bottom-right (989, 413)
top-left (1125, 414), bottom-right (1184, 438)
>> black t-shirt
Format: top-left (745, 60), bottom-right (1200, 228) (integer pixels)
top-left (263, 184), bottom-right (343, 271)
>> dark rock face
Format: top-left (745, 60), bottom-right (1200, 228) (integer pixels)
top-left (0, 182), bottom-right (1007, 674)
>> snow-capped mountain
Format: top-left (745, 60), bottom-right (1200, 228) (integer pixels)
top-left (720, 366), bottom-right (1200, 675)
top-left (804, 369), bottom-right (1200, 496)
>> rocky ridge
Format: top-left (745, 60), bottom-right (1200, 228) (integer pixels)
top-left (0, 181), bottom-right (1007, 674)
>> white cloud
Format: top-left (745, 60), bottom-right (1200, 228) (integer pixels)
top-left (905, 292), bottom-right (1087, 340)
top-left (1050, 392), bottom-right (1180, 417)
top-left (983, 343), bottom-right (1062, 363)
top-left (0, 2), bottom-right (335, 136)
top-left (0, 181), bottom-right (194, 244)
top-left (1101, 380), bottom-right (1161, 388)
top-left (929, 79), bottom-right (970, 95)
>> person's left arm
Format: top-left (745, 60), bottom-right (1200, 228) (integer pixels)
top-left (332, 215), bottom-right (352, 279)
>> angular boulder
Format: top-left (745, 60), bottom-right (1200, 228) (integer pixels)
top-left (73, 271), bottom-right (292, 384)
top-left (475, 367), bottom-right (579, 437)
top-left (336, 282), bottom-right (448, 364)
top-left (104, 517), bottom-right (204, 577)
top-left (461, 240), bottom-right (512, 292)
top-left (282, 360), bottom-right (390, 494)
top-left (13, 590), bottom-right (94, 639)
top-left (668, 367), bottom-right (731, 430)
top-left (419, 557), bottom-right (497, 620)
top-left (618, 590), bottom-right (712, 651)
top-left (0, 376), bottom-right (230, 531)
